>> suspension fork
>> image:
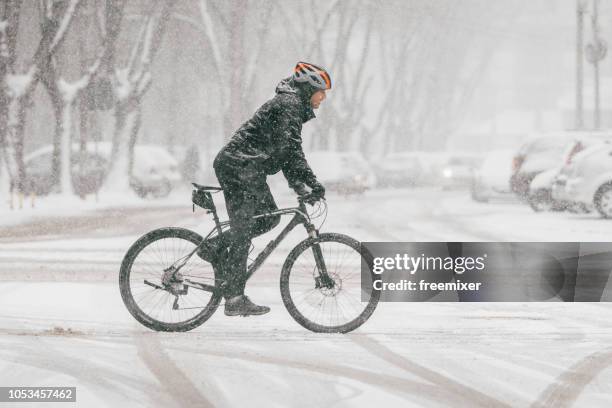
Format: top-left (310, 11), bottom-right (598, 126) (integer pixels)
top-left (305, 222), bottom-right (333, 288)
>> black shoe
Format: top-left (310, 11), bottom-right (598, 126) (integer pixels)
top-left (196, 236), bottom-right (226, 263)
top-left (224, 295), bottom-right (270, 316)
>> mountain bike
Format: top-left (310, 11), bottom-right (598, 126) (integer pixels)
top-left (119, 183), bottom-right (380, 333)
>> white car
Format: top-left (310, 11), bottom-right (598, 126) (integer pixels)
top-left (306, 151), bottom-right (376, 195)
top-left (15, 142), bottom-right (181, 198)
top-left (564, 143), bottom-right (612, 218)
top-left (528, 167), bottom-right (564, 212)
top-left (525, 133), bottom-right (612, 212)
top-left (440, 153), bottom-right (482, 190)
top-left (471, 149), bottom-right (515, 202)
top-left (130, 145), bottom-right (182, 198)
top-left (373, 152), bottom-right (427, 187)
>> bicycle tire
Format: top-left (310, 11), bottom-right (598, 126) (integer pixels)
top-left (119, 227), bottom-right (222, 332)
top-left (280, 233), bottom-right (380, 333)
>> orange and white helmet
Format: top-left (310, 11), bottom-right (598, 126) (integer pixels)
top-left (293, 61), bottom-right (332, 90)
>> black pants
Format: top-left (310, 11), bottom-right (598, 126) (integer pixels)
top-left (214, 154), bottom-right (281, 298)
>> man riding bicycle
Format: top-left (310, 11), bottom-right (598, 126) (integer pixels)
top-left (198, 62), bottom-right (332, 317)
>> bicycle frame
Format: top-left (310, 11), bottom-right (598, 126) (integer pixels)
top-left (244, 201), bottom-right (316, 281)
top-left (200, 200), bottom-right (319, 281)
top-left (169, 193), bottom-right (331, 295)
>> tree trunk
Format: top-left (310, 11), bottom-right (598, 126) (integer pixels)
top-left (127, 105), bottom-right (142, 177)
top-left (43, 77), bottom-right (63, 189)
top-left (228, 0), bottom-right (246, 134)
top-left (59, 98), bottom-right (74, 195)
top-left (103, 99), bottom-right (138, 194)
top-left (12, 95), bottom-right (29, 193)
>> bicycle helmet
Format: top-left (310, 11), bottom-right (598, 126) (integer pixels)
top-left (293, 61), bottom-right (332, 90)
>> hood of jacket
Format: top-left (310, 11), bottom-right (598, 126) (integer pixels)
top-left (275, 77), bottom-right (316, 123)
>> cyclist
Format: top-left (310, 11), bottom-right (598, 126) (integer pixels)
top-left (198, 62), bottom-right (332, 317)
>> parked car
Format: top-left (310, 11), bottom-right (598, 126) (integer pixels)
top-left (440, 153), bottom-right (482, 190)
top-left (564, 143), bottom-right (612, 218)
top-left (129, 145), bottom-right (182, 198)
top-left (373, 152), bottom-right (427, 187)
top-left (306, 151), bottom-right (376, 195)
top-left (527, 167), bottom-right (565, 212)
top-left (17, 142), bottom-right (181, 198)
top-left (527, 132), bottom-right (612, 211)
top-left (21, 145), bottom-right (106, 196)
top-left (471, 149), bottom-right (515, 202)
top-left (510, 134), bottom-right (575, 201)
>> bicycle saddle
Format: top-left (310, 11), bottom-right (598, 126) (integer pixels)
top-left (192, 183), bottom-right (223, 191)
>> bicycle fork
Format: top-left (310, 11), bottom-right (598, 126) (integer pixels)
top-left (307, 226), bottom-right (334, 289)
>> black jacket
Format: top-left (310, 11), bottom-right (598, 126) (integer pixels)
top-left (217, 77), bottom-right (319, 191)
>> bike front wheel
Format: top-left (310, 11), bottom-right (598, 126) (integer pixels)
top-left (280, 233), bottom-right (380, 333)
top-left (119, 227), bottom-right (222, 332)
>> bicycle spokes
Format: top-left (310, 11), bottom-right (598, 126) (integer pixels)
top-left (287, 239), bottom-right (372, 329)
top-left (127, 236), bottom-right (218, 325)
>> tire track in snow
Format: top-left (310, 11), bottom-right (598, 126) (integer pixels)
top-left (160, 342), bottom-right (503, 407)
top-left (0, 336), bottom-right (167, 407)
top-left (135, 334), bottom-right (215, 408)
top-left (530, 347), bottom-right (612, 408)
top-left (348, 334), bottom-right (512, 407)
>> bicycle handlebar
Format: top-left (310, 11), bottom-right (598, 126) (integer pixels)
top-left (298, 193), bottom-right (326, 206)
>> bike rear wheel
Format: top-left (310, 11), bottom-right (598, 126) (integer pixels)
top-left (119, 227), bottom-right (222, 332)
top-left (280, 233), bottom-right (380, 333)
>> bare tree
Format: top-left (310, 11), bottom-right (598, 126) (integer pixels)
top-left (101, 0), bottom-right (173, 194)
top-left (0, 0), bottom-right (83, 198)
top-left (0, 1), bottom-right (22, 197)
top-left (191, 0), bottom-right (273, 139)
top-left (40, 0), bottom-right (125, 195)
top-left (277, 0), bottom-right (376, 152)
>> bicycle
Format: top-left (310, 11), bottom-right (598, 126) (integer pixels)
top-left (119, 183), bottom-right (380, 333)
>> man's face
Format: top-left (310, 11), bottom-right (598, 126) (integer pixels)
top-left (310, 90), bottom-right (327, 109)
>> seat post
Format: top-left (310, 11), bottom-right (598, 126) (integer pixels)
top-left (204, 199), bottom-right (224, 237)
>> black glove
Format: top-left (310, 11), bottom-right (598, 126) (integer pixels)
top-left (293, 182), bottom-right (309, 196)
top-left (311, 182), bottom-right (325, 199)
top-left (300, 182), bottom-right (325, 206)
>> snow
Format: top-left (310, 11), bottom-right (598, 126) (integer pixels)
top-left (135, 70), bottom-right (152, 95)
top-left (530, 167), bottom-right (560, 191)
top-left (58, 77), bottom-right (87, 102)
top-left (139, 11), bottom-right (157, 66)
top-left (5, 67), bottom-right (36, 98)
top-left (114, 68), bottom-right (131, 100)
top-left (477, 149), bottom-right (514, 189)
top-left (0, 184), bottom-right (191, 227)
top-left (3, 189), bottom-right (612, 406)
top-left (307, 151), bottom-right (372, 180)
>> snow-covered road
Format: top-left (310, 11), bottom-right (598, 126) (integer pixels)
top-left (1, 188), bottom-right (612, 407)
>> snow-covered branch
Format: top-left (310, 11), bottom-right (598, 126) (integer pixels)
top-left (49, 0), bottom-right (84, 54)
top-left (197, 0), bottom-right (223, 79)
top-left (5, 67), bottom-right (37, 99)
